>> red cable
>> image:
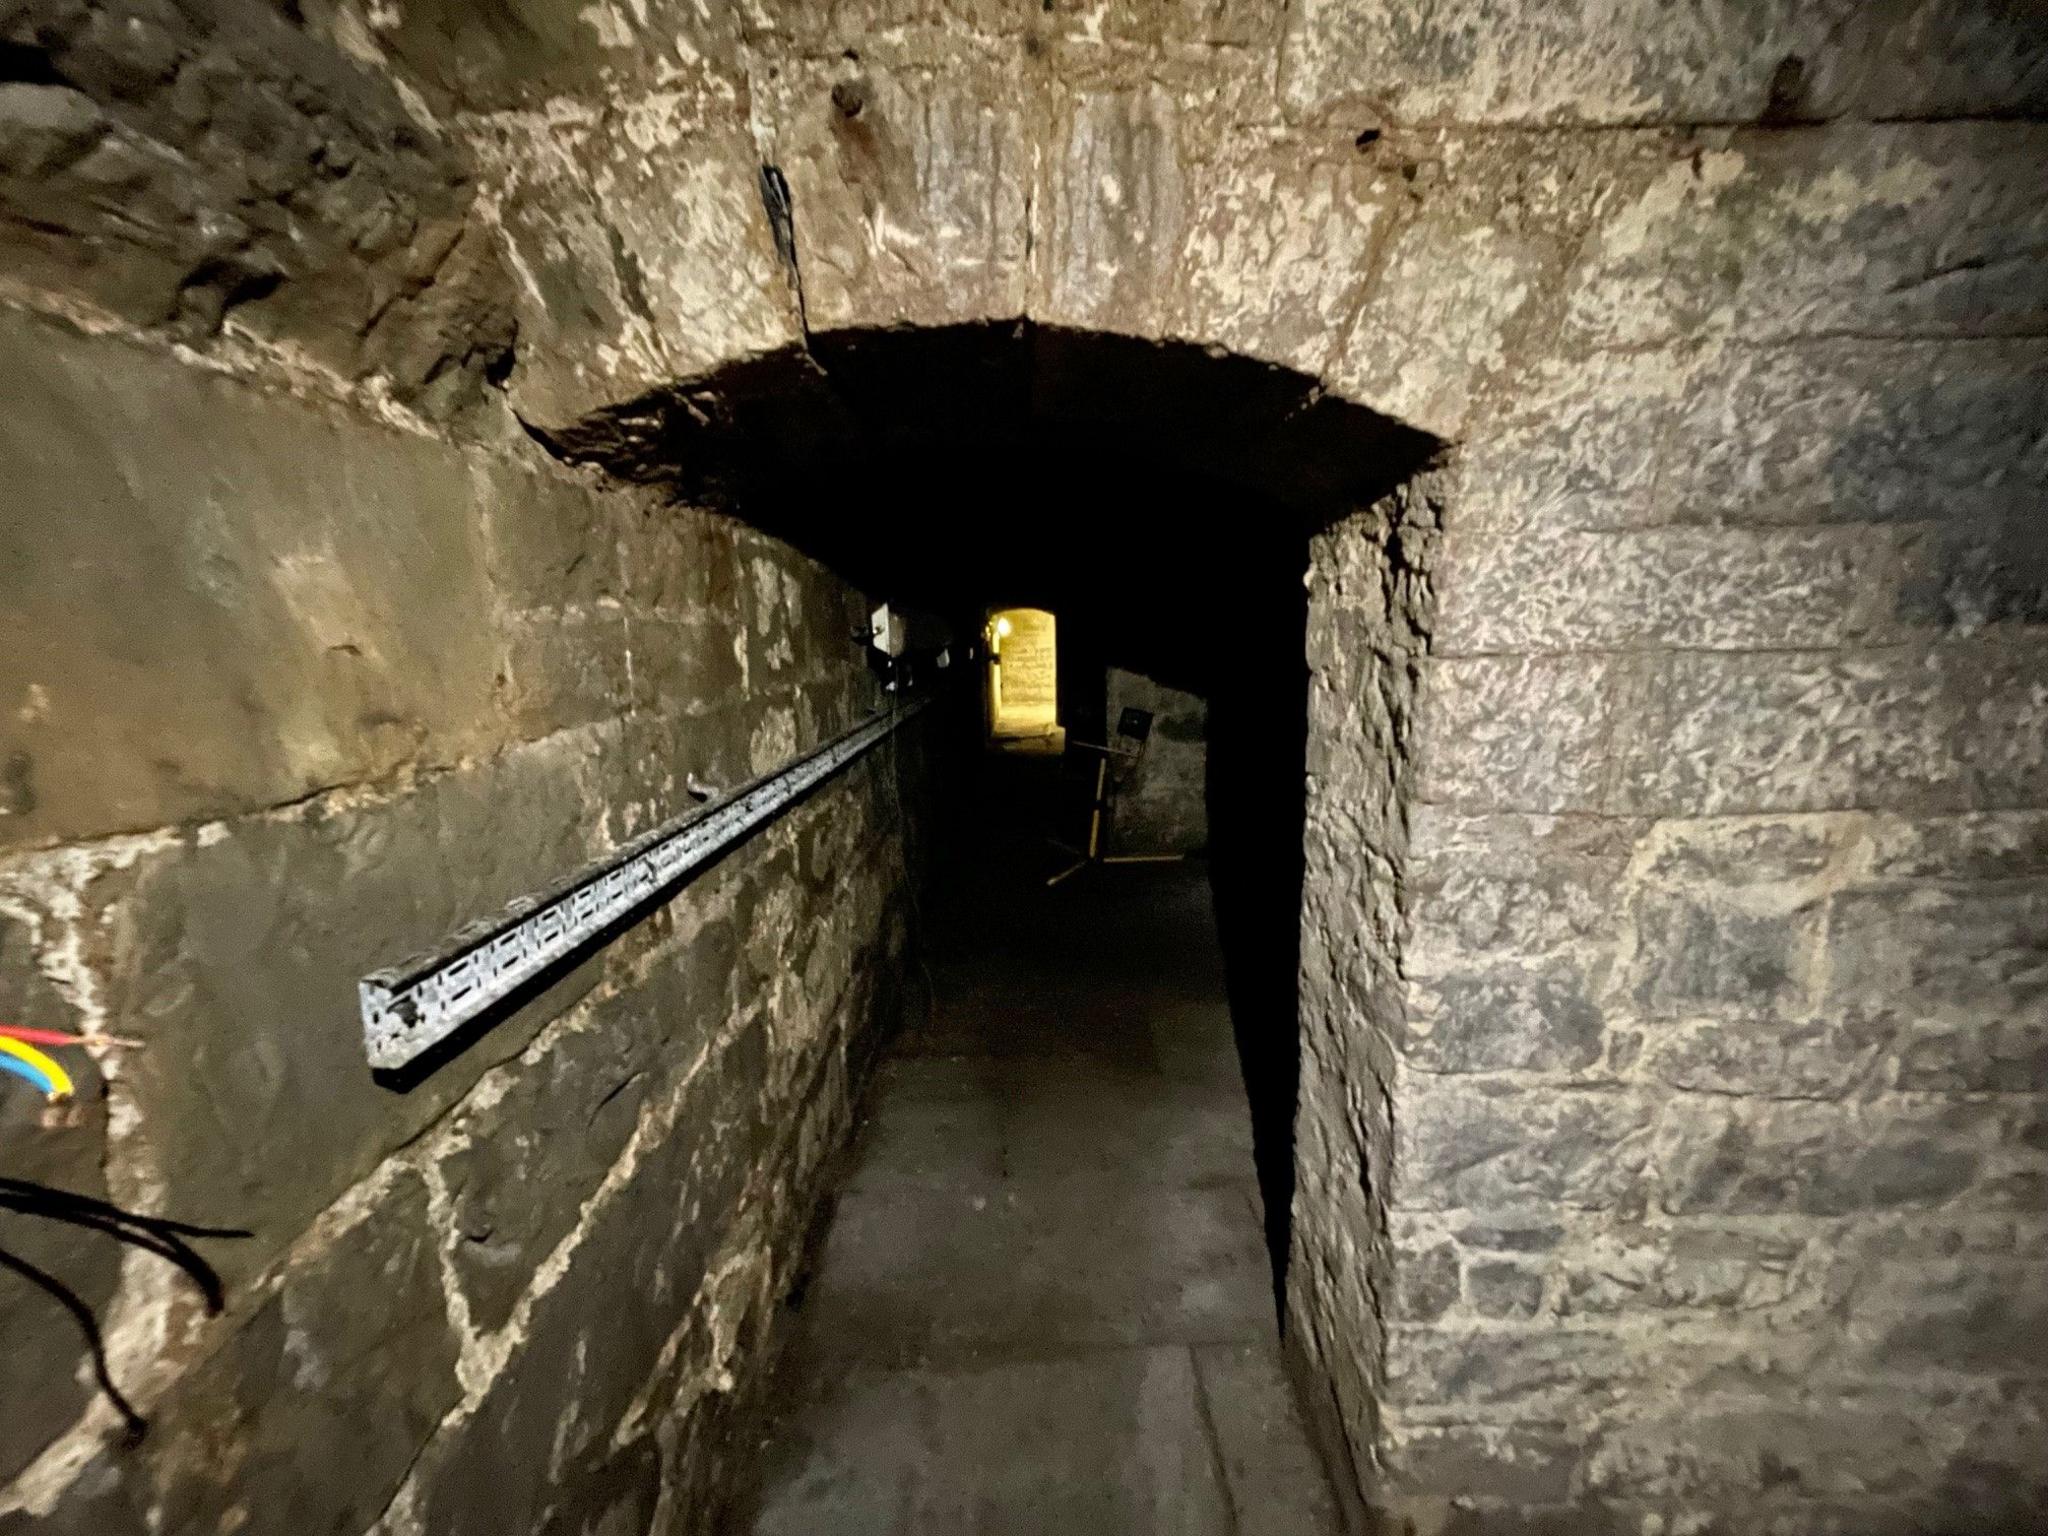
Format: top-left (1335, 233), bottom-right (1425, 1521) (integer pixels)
top-left (1, 1024), bottom-right (97, 1049)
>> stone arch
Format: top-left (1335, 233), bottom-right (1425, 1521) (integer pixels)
top-left (530, 318), bottom-right (1446, 1346)
top-left (1, 1), bottom-right (2043, 1532)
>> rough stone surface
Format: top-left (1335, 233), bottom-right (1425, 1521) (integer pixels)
top-left (3, 1), bottom-right (2045, 1532)
top-left (1105, 667), bottom-right (1209, 855)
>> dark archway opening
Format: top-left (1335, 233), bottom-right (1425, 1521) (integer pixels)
top-left (535, 321), bottom-right (1440, 1315)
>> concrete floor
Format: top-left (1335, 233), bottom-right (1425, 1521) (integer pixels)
top-left (742, 845), bottom-right (1341, 1534)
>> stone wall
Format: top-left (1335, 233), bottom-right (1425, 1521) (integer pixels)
top-left (2, 0), bottom-right (2044, 1531)
top-left (0, 7), bottom-right (918, 1530)
top-left (1104, 667), bottom-right (1207, 855)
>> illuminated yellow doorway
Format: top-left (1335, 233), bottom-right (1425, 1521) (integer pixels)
top-left (985, 607), bottom-right (1062, 752)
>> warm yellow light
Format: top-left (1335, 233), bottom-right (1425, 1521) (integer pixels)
top-left (987, 607), bottom-right (1058, 746)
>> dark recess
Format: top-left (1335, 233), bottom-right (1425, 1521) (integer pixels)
top-left (535, 321), bottom-right (1441, 1312)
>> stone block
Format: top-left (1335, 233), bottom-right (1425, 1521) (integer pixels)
top-left (412, 1019), bottom-right (773, 1536)
top-left (1656, 1100), bottom-right (1996, 1216)
top-left (1566, 125), bottom-right (2048, 348)
top-left (1870, 1264), bottom-right (2048, 1376)
top-left (1663, 340), bottom-right (2048, 535)
top-left (435, 917), bottom-right (740, 1332)
top-left (1414, 655), bottom-right (1622, 814)
top-left (1466, 1260), bottom-right (1545, 1319)
top-left (498, 611), bottom-right (640, 737)
top-left (1433, 524), bottom-right (1899, 656)
top-left (368, 0), bottom-right (743, 113)
top-left (0, 912), bottom-right (118, 1483)
top-left (0, 309), bottom-right (504, 849)
top-left (30, 1171), bottom-right (458, 1534)
top-left (1638, 1016), bottom-right (1886, 1100)
top-left (1279, 0), bottom-right (2048, 125)
top-left (1384, 1323), bottom-right (1634, 1412)
top-left (1583, 1402), bottom-right (1940, 1503)
top-left (1455, 1219), bottom-right (1565, 1254)
top-left (101, 733), bottom-right (614, 1283)
top-left (491, 115), bottom-right (797, 430)
top-left (1404, 811), bottom-right (1637, 973)
top-left (749, 55), bottom-right (1031, 336)
top-left (1336, 212), bottom-right (1560, 439)
top-left (1639, 816), bottom-right (1842, 886)
top-left (475, 461), bottom-right (633, 614)
top-left (1039, 83), bottom-right (1191, 338)
top-left (1385, 1422), bottom-right (1580, 1505)
top-left (1824, 882), bottom-right (2048, 1093)
top-left (1397, 1239), bottom-right (1463, 1324)
top-left (1462, 339), bottom-right (2048, 556)
top-left (1627, 887), bottom-right (1822, 1018)
top-left (1554, 1226), bottom-right (1807, 1317)
top-left (1404, 965), bottom-right (1606, 1074)
top-left (0, 0), bottom-right (502, 390)
top-left (1393, 1079), bottom-right (1652, 1213)
top-left (1176, 150), bottom-right (1392, 378)
top-left (1609, 638), bottom-right (2048, 816)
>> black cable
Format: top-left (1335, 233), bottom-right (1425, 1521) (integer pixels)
top-left (0, 1245), bottom-right (148, 1444)
top-left (0, 1179), bottom-right (249, 1436)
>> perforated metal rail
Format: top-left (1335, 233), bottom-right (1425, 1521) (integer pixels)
top-left (360, 697), bottom-right (929, 1071)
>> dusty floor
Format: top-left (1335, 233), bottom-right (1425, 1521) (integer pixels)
top-left (741, 798), bottom-right (1340, 1534)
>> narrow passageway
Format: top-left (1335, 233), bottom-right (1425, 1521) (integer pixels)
top-left (741, 758), bottom-right (1340, 1534)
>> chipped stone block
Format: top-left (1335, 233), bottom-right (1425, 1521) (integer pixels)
top-left (30, 1171), bottom-right (458, 1534)
top-left (1404, 965), bottom-right (1606, 1074)
top-left (0, 309), bottom-right (504, 849)
top-left (1280, 0), bottom-right (2048, 126)
top-left (1566, 124), bottom-right (2048, 348)
top-left (1039, 83), bottom-right (1190, 338)
top-left (1177, 150), bottom-right (1391, 378)
top-left (1655, 1100), bottom-right (2000, 1216)
top-left (1432, 524), bottom-right (1900, 656)
top-left (752, 55), bottom-right (1031, 336)
top-left (1392, 1078), bottom-right (1652, 1213)
top-left (1404, 811), bottom-right (1638, 975)
top-left (99, 734), bottom-right (614, 1282)
top-left (1414, 655), bottom-right (1621, 814)
top-left (1609, 639), bottom-right (2048, 817)
top-left (1386, 1421), bottom-right (1580, 1505)
top-left (1465, 1259), bottom-right (1545, 1318)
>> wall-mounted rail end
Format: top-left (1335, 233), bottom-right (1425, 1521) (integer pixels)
top-left (359, 698), bottom-right (930, 1073)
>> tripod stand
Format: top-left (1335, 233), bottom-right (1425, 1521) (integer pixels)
top-left (1044, 709), bottom-right (1188, 887)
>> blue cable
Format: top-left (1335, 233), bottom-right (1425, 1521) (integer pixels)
top-left (0, 1053), bottom-right (57, 1099)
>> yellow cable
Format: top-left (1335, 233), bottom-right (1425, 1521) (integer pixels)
top-left (0, 1035), bottom-right (74, 1102)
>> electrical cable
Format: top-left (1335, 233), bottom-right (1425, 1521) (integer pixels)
top-left (0, 1053), bottom-right (57, 1100)
top-left (0, 1036), bottom-right (72, 1102)
top-left (0, 1023), bottom-right (141, 1050)
top-left (0, 1246), bottom-right (148, 1443)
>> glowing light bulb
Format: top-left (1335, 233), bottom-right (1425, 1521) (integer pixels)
top-left (995, 615), bottom-right (1013, 638)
